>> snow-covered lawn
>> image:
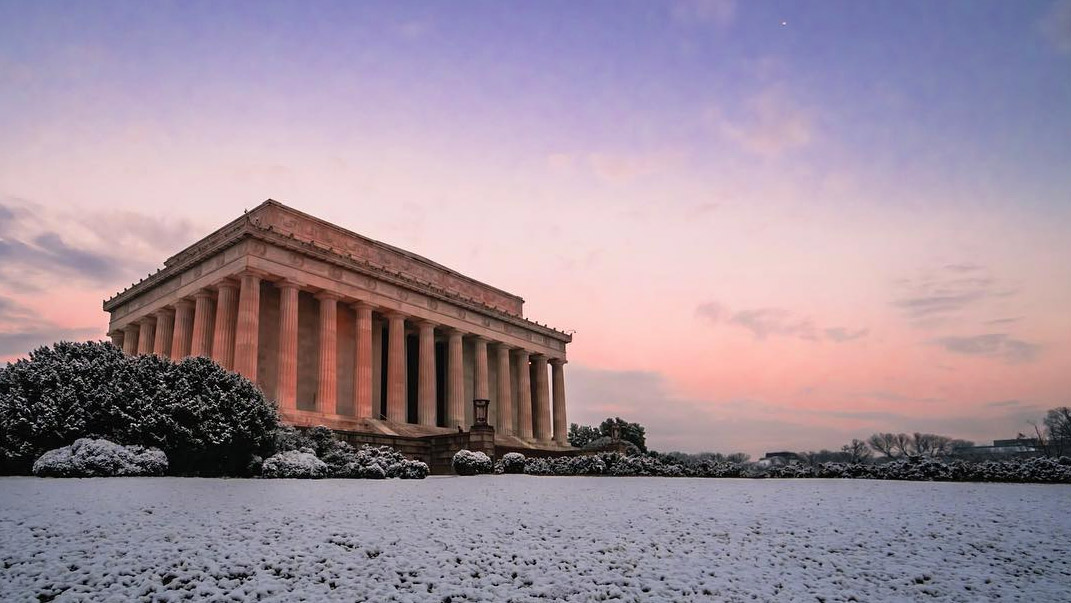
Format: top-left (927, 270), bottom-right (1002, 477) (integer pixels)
top-left (1, 477), bottom-right (1069, 602)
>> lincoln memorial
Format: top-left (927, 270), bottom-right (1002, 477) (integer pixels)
top-left (103, 200), bottom-right (572, 456)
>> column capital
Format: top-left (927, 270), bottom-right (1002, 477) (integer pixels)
top-left (384, 311), bottom-right (407, 321)
top-left (276, 278), bottom-right (302, 291)
top-left (512, 347), bottom-right (531, 357)
top-left (416, 319), bottom-right (437, 329)
top-left (350, 299), bottom-right (375, 312)
top-left (235, 268), bottom-right (269, 279)
top-left (549, 358), bottom-right (567, 367)
top-left (495, 342), bottom-right (516, 351)
top-left (315, 290), bottom-right (341, 302)
top-left (154, 307), bottom-right (174, 318)
top-left (174, 298), bottom-right (195, 310)
top-left (214, 278), bottom-right (240, 291)
top-left (193, 288), bottom-right (215, 300)
top-left (138, 315), bottom-right (156, 325)
top-left (472, 335), bottom-right (490, 343)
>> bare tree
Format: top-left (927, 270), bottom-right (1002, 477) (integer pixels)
top-left (842, 439), bottom-right (872, 464)
top-left (892, 433), bottom-right (914, 457)
top-left (869, 433), bottom-right (899, 458)
top-left (1044, 407), bottom-right (1071, 456)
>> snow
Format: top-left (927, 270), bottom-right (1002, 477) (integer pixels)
top-left (261, 450), bottom-right (329, 479)
top-left (32, 438), bottom-right (168, 477)
top-left (1, 477), bottom-right (1069, 602)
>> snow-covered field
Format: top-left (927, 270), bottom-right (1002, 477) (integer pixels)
top-left (1, 477), bottom-right (1069, 602)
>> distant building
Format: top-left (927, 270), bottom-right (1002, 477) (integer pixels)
top-left (758, 451), bottom-right (801, 467)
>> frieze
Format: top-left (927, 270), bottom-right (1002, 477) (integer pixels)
top-left (258, 205), bottom-right (523, 316)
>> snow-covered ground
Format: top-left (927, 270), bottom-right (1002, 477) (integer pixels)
top-left (1, 477), bottom-right (1069, 602)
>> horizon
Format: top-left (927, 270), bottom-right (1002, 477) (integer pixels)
top-left (1, 0), bottom-right (1069, 458)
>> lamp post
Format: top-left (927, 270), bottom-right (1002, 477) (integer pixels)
top-left (473, 399), bottom-right (490, 427)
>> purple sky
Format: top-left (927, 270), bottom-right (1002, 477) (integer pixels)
top-left (2, 0), bottom-right (1070, 456)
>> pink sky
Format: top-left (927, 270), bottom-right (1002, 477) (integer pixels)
top-left (2, 1), bottom-right (1070, 457)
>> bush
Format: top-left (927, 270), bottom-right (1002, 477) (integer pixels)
top-left (279, 426), bottom-right (429, 480)
top-left (499, 452), bottom-right (526, 474)
top-left (0, 341), bottom-right (279, 476)
top-left (452, 450), bottom-right (492, 476)
top-left (398, 459), bottom-right (430, 479)
top-left (513, 452), bottom-right (1071, 484)
top-left (32, 438), bottom-right (168, 477)
top-left (261, 450), bottom-right (329, 479)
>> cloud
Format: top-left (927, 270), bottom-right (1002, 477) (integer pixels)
top-left (930, 333), bottom-right (1042, 364)
top-left (823, 327), bottom-right (870, 343)
top-left (986, 400), bottom-right (1025, 408)
top-left (1040, 0), bottom-right (1071, 54)
top-left (0, 295), bottom-right (99, 359)
top-left (696, 301), bottom-right (866, 344)
top-left (546, 151), bottom-right (683, 184)
top-left (706, 88), bottom-right (814, 157)
top-left (671, 0), bottom-right (736, 27)
top-left (892, 263), bottom-right (1015, 327)
top-left (0, 199), bottom-right (196, 290)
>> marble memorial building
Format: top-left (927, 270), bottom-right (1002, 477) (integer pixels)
top-left (103, 200), bottom-right (572, 451)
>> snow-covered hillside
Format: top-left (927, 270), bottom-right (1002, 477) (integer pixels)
top-left (1, 477), bottom-right (1068, 601)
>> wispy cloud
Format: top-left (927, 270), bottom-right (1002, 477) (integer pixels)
top-left (892, 263), bottom-right (1016, 327)
top-left (546, 151), bottom-right (683, 184)
top-left (696, 301), bottom-right (867, 344)
top-left (1040, 0), bottom-right (1071, 54)
top-left (930, 333), bottom-right (1042, 364)
top-left (0, 199), bottom-right (197, 290)
top-left (706, 87), bottom-right (814, 157)
top-left (671, 0), bottom-right (736, 28)
top-left (0, 295), bottom-right (99, 358)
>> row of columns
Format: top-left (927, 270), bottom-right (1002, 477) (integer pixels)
top-left (111, 273), bottom-right (568, 444)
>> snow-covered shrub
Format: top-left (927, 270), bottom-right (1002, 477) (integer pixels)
top-left (500, 452), bottom-right (526, 474)
top-left (261, 450), bottom-right (329, 479)
top-left (452, 450), bottom-right (492, 475)
top-left (398, 459), bottom-right (430, 479)
top-left (272, 425), bottom-right (315, 454)
top-left (0, 341), bottom-right (278, 476)
top-left (32, 438), bottom-right (168, 477)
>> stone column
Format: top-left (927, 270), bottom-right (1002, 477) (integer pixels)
top-left (171, 300), bottom-right (194, 358)
top-left (385, 312), bottom-right (407, 422)
top-left (122, 324), bottom-right (139, 355)
top-left (276, 281), bottom-right (300, 411)
top-left (153, 309), bottom-right (174, 358)
top-left (316, 292), bottom-right (339, 414)
top-left (551, 359), bottom-right (568, 445)
top-left (190, 289), bottom-right (215, 358)
top-left (446, 329), bottom-right (465, 428)
top-left (136, 318), bottom-right (155, 355)
top-left (515, 349), bottom-right (533, 439)
top-left (211, 280), bottom-right (239, 370)
top-left (353, 302), bottom-right (374, 418)
top-left (417, 321), bottom-right (437, 426)
top-left (233, 272), bottom-right (261, 380)
top-left (495, 343), bottom-right (513, 435)
top-left (473, 337), bottom-right (490, 413)
top-left (109, 331), bottom-right (124, 350)
top-left (532, 355), bottom-right (552, 442)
